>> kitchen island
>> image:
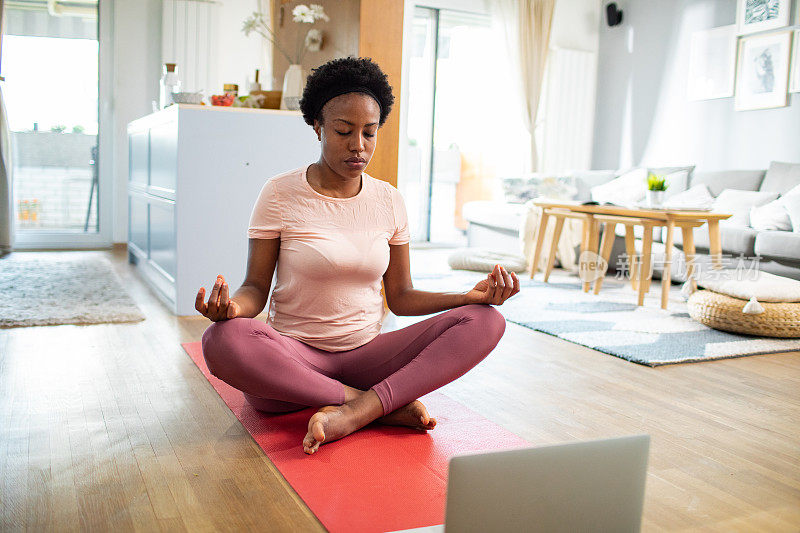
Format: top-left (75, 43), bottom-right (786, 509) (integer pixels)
top-left (127, 104), bottom-right (319, 315)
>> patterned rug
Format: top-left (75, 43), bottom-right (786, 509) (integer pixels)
top-left (0, 253), bottom-right (145, 328)
top-left (409, 270), bottom-right (800, 366)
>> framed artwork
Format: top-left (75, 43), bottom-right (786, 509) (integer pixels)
top-left (736, 0), bottom-right (792, 34)
top-left (687, 25), bottom-right (738, 100)
top-left (791, 30), bottom-right (800, 93)
top-left (735, 31), bottom-right (792, 110)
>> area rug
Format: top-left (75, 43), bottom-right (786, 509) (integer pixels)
top-left (410, 271), bottom-right (800, 366)
top-left (181, 341), bottom-right (529, 533)
top-left (0, 253), bottom-right (145, 327)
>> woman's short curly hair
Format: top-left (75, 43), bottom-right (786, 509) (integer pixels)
top-left (300, 57), bottom-right (394, 126)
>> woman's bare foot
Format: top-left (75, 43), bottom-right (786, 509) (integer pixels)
top-left (302, 389), bottom-right (384, 455)
top-left (302, 405), bottom-right (356, 454)
top-left (378, 400), bottom-right (437, 431)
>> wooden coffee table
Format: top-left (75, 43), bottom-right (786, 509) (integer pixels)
top-left (529, 200), bottom-right (733, 309)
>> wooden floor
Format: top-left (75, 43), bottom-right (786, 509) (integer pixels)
top-left (1, 247), bottom-right (799, 532)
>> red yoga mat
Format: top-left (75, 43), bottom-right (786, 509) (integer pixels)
top-left (182, 341), bottom-right (529, 533)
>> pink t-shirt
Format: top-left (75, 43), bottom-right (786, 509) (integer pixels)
top-left (248, 166), bottom-right (410, 351)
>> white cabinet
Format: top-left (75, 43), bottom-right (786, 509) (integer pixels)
top-left (127, 104), bottom-right (319, 315)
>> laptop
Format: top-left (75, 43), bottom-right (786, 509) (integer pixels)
top-left (392, 434), bottom-right (650, 533)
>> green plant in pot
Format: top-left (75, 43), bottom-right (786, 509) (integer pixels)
top-left (646, 172), bottom-right (668, 207)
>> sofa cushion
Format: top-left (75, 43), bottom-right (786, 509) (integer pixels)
top-left (754, 231), bottom-right (800, 264)
top-left (648, 165), bottom-right (695, 181)
top-left (783, 194), bottom-right (800, 232)
top-left (759, 161), bottom-right (800, 195)
top-left (750, 199), bottom-right (793, 231)
top-left (462, 201), bottom-right (530, 233)
top-left (689, 170), bottom-right (765, 196)
top-left (671, 225), bottom-right (758, 256)
top-left (571, 170), bottom-right (616, 202)
top-left (590, 168), bottom-right (647, 204)
top-left (712, 189), bottom-right (779, 226)
top-left (664, 170), bottom-right (689, 198)
top-left (663, 183), bottom-right (714, 209)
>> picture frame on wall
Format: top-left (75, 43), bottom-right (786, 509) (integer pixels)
top-left (735, 31), bottom-right (792, 110)
top-left (791, 30), bottom-right (800, 92)
top-left (736, 0), bottom-right (792, 34)
top-left (687, 25), bottom-right (738, 100)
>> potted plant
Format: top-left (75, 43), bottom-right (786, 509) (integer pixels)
top-left (242, 4), bottom-right (329, 110)
top-left (646, 172), bottom-right (667, 207)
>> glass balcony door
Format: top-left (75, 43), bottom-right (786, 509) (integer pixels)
top-left (2, 0), bottom-right (111, 248)
top-left (403, 6), bottom-right (530, 245)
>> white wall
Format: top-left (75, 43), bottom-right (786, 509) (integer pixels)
top-left (592, 0), bottom-right (800, 172)
top-left (550, 0), bottom-right (600, 52)
top-left (540, 0), bottom-right (600, 174)
top-left (111, 0), bottom-right (162, 243)
top-left (111, 0), bottom-right (270, 243)
top-left (213, 0), bottom-right (271, 92)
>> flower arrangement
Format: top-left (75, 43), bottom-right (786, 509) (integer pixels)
top-left (646, 172), bottom-right (668, 191)
top-left (242, 4), bottom-right (329, 65)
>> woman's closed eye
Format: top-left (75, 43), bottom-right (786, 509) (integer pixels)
top-left (335, 130), bottom-right (376, 138)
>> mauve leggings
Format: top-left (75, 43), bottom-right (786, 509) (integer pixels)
top-left (201, 304), bottom-right (506, 415)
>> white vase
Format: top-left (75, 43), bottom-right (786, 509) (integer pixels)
top-left (281, 64), bottom-right (306, 110)
top-left (646, 190), bottom-right (665, 207)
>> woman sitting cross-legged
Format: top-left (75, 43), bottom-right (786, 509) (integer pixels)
top-left (196, 57), bottom-right (519, 455)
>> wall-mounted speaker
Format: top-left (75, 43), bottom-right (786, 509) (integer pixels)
top-left (606, 2), bottom-right (623, 27)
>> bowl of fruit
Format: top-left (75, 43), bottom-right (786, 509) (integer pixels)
top-left (210, 94), bottom-right (235, 106)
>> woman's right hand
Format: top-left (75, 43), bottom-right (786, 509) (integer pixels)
top-left (195, 275), bottom-right (241, 321)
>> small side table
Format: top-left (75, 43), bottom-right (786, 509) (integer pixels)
top-left (592, 214), bottom-right (705, 307)
top-left (529, 200), bottom-right (732, 310)
top-left (528, 207), bottom-right (596, 292)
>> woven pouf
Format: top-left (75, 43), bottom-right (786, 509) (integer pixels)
top-left (447, 248), bottom-right (529, 273)
top-left (687, 290), bottom-right (800, 338)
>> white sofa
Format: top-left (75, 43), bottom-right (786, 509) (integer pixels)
top-left (462, 201), bottom-right (531, 256)
top-left (462, 162), bottom-right (800, 280)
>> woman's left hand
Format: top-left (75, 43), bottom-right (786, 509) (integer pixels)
top-left (465, 264), bottom-right (520, 306)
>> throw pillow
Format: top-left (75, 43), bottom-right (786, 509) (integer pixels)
top-left (712, 189), bottom-right (779, 227)
top-left (662, 184), bottom-right (714, 210)
top-left (648, 164), bottom-right (695, 174)
top-left (648, 165), bottom-right (695, 181)
top-left (571, 170), bottom-right (616, 202)
top-left (590, 168), bottom-right (647, 205)
top-left (501, 176), bottom-right (539, 204)
top-left (760, 161), bottom-right (800, 195)
top-left (749, 199), bottom-right (792, 231)
top-left (783, 194), bottom-right (800, 232)
top-left (782, 182), bottom-right (800, 197)
top-left (662, 170), bottom-right (689, 200)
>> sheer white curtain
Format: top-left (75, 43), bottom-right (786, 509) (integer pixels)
top-left (0, 4), bottom-right (12, 251)
top-left (0, 85), bottom-right (12, 252)
top-left (492, 0), bottom-right (556, 172)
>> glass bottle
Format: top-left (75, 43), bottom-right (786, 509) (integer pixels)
top-left (159, 63), bottom-right (181, 109)
top-left (223, 84), bottom-right (239, 97)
